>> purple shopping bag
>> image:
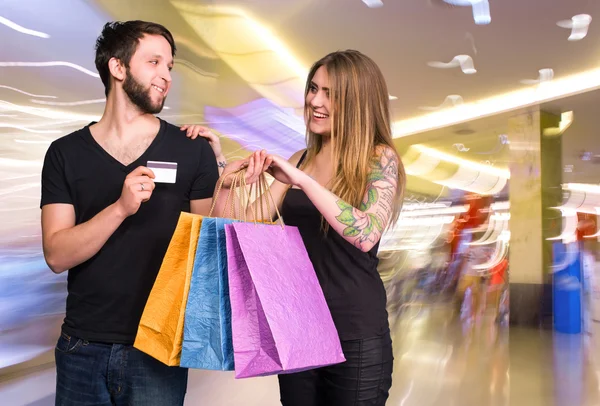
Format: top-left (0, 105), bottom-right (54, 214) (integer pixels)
top-left (225, 222), bottom-right (346, 379)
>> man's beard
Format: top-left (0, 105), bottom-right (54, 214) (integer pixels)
top-left (123, 70), bottom-right (165, 114)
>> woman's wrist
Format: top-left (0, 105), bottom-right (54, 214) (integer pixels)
top-left (296, 171), bottom-right (314, 189)
top-left (216, 155), bottom-right (227, 173)
top-left (216, 155), bottom-right (227, 167)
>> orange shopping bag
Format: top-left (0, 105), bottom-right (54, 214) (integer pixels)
top-left (134, 212), bottom-right (203, 366)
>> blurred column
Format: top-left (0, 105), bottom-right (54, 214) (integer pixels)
top-left (508, 108), bottom-right (562, 326)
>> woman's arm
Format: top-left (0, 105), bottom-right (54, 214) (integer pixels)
top-left (180, 124), bottom-right (227, 175)
top-left (268, 146), bottom-right (399, 252)
top-left (242, 150), bottom-right (306, 222)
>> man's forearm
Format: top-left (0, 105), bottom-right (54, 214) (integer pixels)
top-left (43, 203), bottom-right (128, 274)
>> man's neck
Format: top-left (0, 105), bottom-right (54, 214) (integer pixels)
top-left (93, 92), bottom-right (157, 140)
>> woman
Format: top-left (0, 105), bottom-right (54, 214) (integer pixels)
top-left (185, 49), bottom-right (405, 405)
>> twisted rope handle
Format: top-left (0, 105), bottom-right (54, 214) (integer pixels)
top-left (208, 168), bottom-right (245, 219)
top-left (259, 173), bottom-right (284, 229)
top-left (207, 167), bottom-right (283, 229)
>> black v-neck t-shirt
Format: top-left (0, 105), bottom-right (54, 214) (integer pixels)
top-left (40, 119), bottom-right (219, 344)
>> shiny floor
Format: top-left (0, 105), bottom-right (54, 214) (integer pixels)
top-left (2, 305), bottom-right (600, 405)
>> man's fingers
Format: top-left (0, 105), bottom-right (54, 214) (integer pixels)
top-left (140, 190), bottom-right (153, 203)
top-left (129, 166), bottom-right (155, 179)
top-left (127, 177), bottom-right (156, 191)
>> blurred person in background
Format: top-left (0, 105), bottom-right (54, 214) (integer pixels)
top-left (452, 194), bottom-right (493, 323)
top-left (186, 49), bottom-right (405, 406)
top-left (40, 20), bottom-right (268, 406)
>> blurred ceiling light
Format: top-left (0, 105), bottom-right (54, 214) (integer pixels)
top-left (0, 124), bottom-right (60, 134)
top-left (563, 183), bottom-right (600, 195)
top-left (440, 165), bottom-right (508, 195)
top-left (547, 208), bottom-right (578, 243)
top-left (402, 201), bottom-right (451, 210)
top-left (0, 85), bottom-right (56, 99)
top-left (520, 68), bottom-right (554, 85)
top-left (400, 205), bottom-right (469, 217)
top-left (405, 145), bottom-right (509, 195)
top-left (543, 111), bottom-right (573, 136)
top-left (490, 201), bottom-right (510, 211)
top-left (443, 0), bottom-right (491, 25)
top-left (0, 15), bottom-right (50, 38)
top-left (30, 98), bottom-right (105, 106)
top-left (553, 186), bottom-right (600, 215)
top-left (0, 100), bottom-right (99, 121)
top-left (175, 58), bottom-right (219, 78)
top-left (402, 152), bottom-right (441, 176)
top-left (469, 213), bottom-right (510, 246)
top-left (419, 95), bottom-right (464, 111)
top-left (14, 139), bottom-right (52, 145)
top-left (393, 67), bottom-right (600, 137)
top-left (557, 14), bottom-right (592, 41)
top-left (410, 145), bottom-right (510, 179)
top-left (389, 95), bottom-right (398, 100)
top-left (428, 54), bottom-right (476, 74)
top-left (171, 2), bottom-right (307, 108)
top-left (0, 61), bottom-right (99, 78)
top-left (362, 0), bottom-right (384, 7)
top-left (394, 216), bottom-right (456, 226)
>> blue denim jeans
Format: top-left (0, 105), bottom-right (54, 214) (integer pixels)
top-left (55, 332), bottom-right (188, 406)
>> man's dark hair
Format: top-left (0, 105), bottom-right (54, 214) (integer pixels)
top-left (94, 20), bottom-right (176, 96)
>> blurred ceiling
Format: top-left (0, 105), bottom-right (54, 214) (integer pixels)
top-left (92, 0), bottom-right (600, 128)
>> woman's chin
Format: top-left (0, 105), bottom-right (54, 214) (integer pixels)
top-left (308, 124), bottom-right (331, 137)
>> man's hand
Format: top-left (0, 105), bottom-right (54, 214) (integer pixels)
top-left (115, 166), bottom-right (156, 217)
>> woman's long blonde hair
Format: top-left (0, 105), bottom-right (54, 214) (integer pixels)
top-left (302, 50), bottom-right (405, 230)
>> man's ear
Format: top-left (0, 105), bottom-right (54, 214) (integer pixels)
top-left (108, 57), bottom-right (126, 83)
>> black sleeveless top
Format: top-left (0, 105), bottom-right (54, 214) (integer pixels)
top-left (279, 151), bottom-right (389, 341)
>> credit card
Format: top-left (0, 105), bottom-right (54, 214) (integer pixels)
top-left (147, 161), bottom-right (177, 183)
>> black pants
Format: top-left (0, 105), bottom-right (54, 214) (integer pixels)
top-left (278, 333), bottom-right (393, 406)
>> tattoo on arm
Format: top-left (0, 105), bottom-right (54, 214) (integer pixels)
top-left (334, 147), bottom-right (399, 251)
top-left (218, 161), bottom-right (227, 169)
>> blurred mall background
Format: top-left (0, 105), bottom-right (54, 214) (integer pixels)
top-left (1, 0), bottom-right (600, 404)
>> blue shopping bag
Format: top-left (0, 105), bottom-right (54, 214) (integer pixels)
top-left (180, 217), bottom-right (237, 370)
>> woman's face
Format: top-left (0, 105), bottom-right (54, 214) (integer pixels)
top-left (305, 65), bottom-right (332, 136)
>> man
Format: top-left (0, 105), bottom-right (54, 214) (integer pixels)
top-left (41, 20), bottom-right (267, 405)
